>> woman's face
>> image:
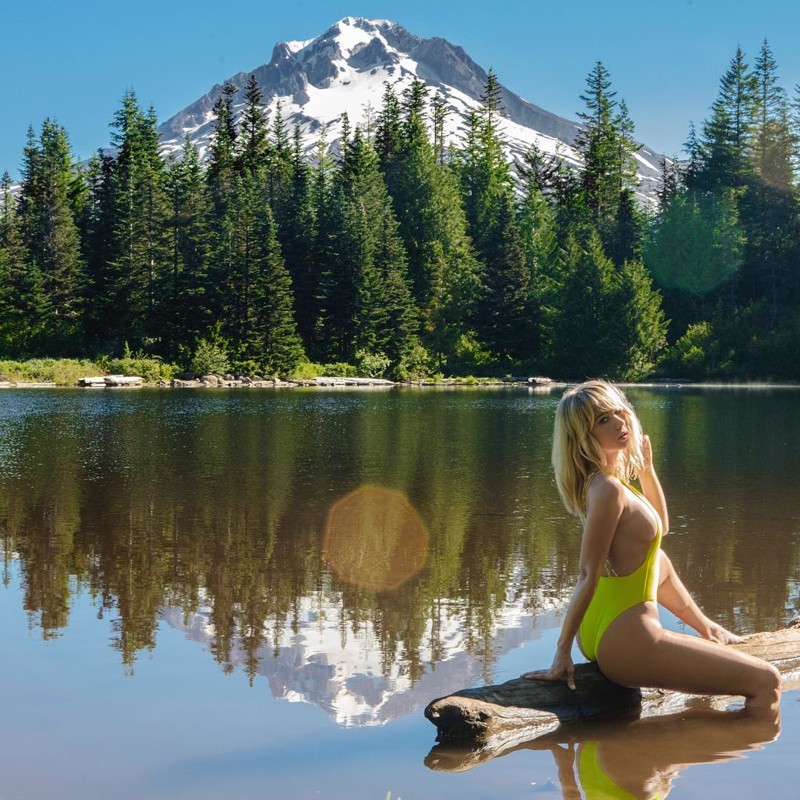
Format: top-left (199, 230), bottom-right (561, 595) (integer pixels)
top-left (590, 406), bottom-right (631, 460)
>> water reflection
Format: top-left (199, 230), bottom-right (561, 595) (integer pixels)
top-left (160, 600), bottom-right (563, 727)
top-left (0, 388), bottom-right (799, 725)
top-left (426, 708), bottom-right (781, 798)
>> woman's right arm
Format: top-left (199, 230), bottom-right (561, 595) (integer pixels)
top-left (522, 478), bottom-right (624, 687)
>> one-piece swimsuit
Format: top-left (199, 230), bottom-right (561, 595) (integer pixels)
top-left (578, 479), bottom-right (662, 662)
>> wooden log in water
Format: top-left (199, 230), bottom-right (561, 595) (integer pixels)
top-left (424, 622), bottom-right (800, 750)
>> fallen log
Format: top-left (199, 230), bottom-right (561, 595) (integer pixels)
top-left (424, 621), bottom-right (800, 753)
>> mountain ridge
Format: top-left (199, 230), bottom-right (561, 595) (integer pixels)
top-left (156, 17), bottom-right (663, 199)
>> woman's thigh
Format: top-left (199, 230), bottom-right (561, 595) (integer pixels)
top-left (596, 604), bottom-right (773, 699)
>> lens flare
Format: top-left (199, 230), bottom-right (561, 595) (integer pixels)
top-left (323, 486), bottom-right (429, 591)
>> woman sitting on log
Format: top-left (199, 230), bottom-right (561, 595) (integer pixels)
top-left (522, 380), bottom-right (780, 717)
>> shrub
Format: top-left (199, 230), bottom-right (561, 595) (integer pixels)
top-left (656, 322), bottom-right (714, 380)
top-left (289, 361), bottom-right (325, 381)
top-left (102, 345), bottom-right (177, 383)
top-left (0, 358), bottom-right (102, 385)
top-left (321, 362), bottom-right (358, 377)
top-left (191, 336), bottom-right (230, 377)
top-left (355, 349), bottom-right (391, 378)
top-left (447, 333), bottom-right (493, 375)
top-left (393, 343), bottom-right (433, 381)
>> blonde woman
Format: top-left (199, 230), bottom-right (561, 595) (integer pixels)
top-left (523, 380), bottom-right (780, 717)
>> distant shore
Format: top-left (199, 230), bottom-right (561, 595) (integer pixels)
top-left (0, 374), bottom-right (561, 390)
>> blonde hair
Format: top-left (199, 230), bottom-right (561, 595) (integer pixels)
top-left (552, 380), bottom-right (644, 517)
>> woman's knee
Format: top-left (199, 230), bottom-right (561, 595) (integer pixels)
top-left (754, 661), bottom-right (781, 698)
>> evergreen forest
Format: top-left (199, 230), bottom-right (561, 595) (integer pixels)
top-left (1, 41), bottom-right (799, 382)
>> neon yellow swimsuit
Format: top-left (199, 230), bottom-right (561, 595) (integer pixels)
top-left (578, 480), bottom-right (662, 662)
top-left (578, 741), bottom-right (639, 799)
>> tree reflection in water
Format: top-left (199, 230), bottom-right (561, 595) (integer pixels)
top-left (0, 388), bottom-right (798, 709)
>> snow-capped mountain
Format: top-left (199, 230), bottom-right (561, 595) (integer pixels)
top-left (158, 16), bottom-right (663, 200)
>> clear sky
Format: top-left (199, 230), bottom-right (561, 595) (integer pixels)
top-left (3, 0), bottom-right (800, 178)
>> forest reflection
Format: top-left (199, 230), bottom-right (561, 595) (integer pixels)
top-left (0, 388), bottom-right (798, 711)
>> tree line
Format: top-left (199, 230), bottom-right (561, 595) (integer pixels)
top-left (1, 41), bottom-right (798, 380)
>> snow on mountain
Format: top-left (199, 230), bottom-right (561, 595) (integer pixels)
top-left (157, 16), bottom-right (663, 201)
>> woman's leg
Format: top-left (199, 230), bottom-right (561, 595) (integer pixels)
top-left (596, 604), bottom-right (781, 716)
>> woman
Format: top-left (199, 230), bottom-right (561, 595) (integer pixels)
top-left (523, 380), bottom-right (780, 717)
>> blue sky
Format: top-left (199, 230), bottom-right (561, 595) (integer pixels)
top-left (3, 0), bottom-right (800, 177)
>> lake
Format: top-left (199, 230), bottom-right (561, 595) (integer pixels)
top-left (0, 386), bottom-right (798, 799)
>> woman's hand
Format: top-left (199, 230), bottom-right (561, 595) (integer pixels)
top-left (639, 433), bottom-right (654, 472)
top-left (521, 650), bottom-right (576, 690)
top-left (699, 619), bottom-right (744, 645)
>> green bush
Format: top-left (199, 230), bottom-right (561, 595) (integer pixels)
top-left (102, 347), bottom-right (177, 383)
top-left (656, 322), bottom-right (714, 379)
top-left (393, 342), bottom-right (433, 381)
top-left (321, 362), bottom-right (358, 377)
top-left (229, 358), bottom-right (260, 378)
top-left (355, 349), bottom-right (390, 378)
top-left (191, 336), bottom-right (230, 377)
top-left (289, 361), bottom-right (325, 381)
top-left (446, 333), bottom-right (494, 375)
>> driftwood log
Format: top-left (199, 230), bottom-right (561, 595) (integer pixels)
top-left (424, 621), bottom-right (800, 755)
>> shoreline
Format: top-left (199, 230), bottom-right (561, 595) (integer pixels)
top-left (2, 377), bottom-right (800, 391)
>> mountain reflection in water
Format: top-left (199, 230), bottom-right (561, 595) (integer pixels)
top-left (0, 387), bottom-right (798, 732)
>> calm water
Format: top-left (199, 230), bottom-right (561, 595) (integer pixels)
top-left (0, 386), bottom-right (798, 799)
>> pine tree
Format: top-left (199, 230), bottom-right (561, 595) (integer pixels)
top-left (103, 93), bottom-right (171, 349)
top-left (518, 169), bottom-right (559, 300)
top-left (279, 126), bottom-right (321, 355)
top-left (752, 39), bottom-right (793, 190)
top-left (644, 189), bottom-right (744, 337)
top-left (81, 151), bottom-right (117, 348)
top-left (248, 199), bottom-right (305, 375)
top-left (546, 232), bottom-right (616, 378)
top-left (15, 119), bottom-right (86, 351)
top-left (696, 47), bottom-right (757, 191)
top-left (574, 62), bottom-right (640, 258)
top-left (547, 232), bottom-right (664, 378)
top-left (377, 79), bottom-right (480, 363)
top-left (163, 137), bottom-right (213, 357)
top-left (682, 122), bottom-right (705, 191)
top-left (605, 187), bottom-right (644, 267)
top-left (319, 129), bottom-right (416, 369)
top-left (475, 191), bottom-right (535, 361)
top-left (455, 71), bottom-right (514, 259)
top-left (656, 156), bottom-right (682, 211)
top-left (237, 74), bottom-right (269, 178)
top-left (266, 100), bottom-right (295, 226)
top-left (207, 82), bottom-right (239, 216)
top-left (0, 172), bottom-right (46, 355)
top-left (614, 257), bottom-right (667, 379)
top-left (375, 83), bottom-right (403, 168)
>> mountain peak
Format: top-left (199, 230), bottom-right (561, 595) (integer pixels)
top-left (157, 18), bottom-right (662, 201)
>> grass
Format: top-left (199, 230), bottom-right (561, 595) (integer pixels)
top-left (0, 358), bottom-right (104, 385)
top-left (0, 355), bottom-right (179, 385)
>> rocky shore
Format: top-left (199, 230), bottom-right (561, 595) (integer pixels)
top-left (165, 374), bottom-right (557, 389)
top-left (0, 374), bottom-right (558, 390)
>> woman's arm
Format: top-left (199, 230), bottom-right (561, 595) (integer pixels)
top-left (522, 478), bottom-right (624, 687)
top-left (657, 551), bottom-right (743, 644)
top-left (637, 434), bottom-right (669, 534)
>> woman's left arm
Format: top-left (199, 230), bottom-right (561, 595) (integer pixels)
top-left (657, 551), bottom-right (743, 644)
top-left (637, 434), bottom-right (669, 534)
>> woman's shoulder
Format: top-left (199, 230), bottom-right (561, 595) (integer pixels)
top-left (586, 472), bottom-right (626, 506)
